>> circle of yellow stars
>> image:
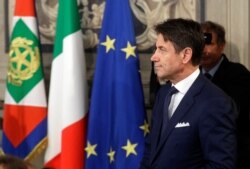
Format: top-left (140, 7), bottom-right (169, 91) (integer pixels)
top-left (87, 34), bottom-right (149, 163)
top-left (101, 35), bottom-right (137, 59)
top-left (84, 121), bottom-right (149, 163)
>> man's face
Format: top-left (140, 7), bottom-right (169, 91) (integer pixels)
top-left (201, 32), bottom-right (225, 70)
top-left (151, 34), bottom-right (184, 82)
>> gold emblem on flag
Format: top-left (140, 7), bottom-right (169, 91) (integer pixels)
top-left (7, 37), bottom-right (40, 86)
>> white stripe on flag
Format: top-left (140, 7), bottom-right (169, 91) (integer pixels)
top-left (4, 79), bottom-right (47, 106)
top-left (13, 17), bottom-right (38, 36)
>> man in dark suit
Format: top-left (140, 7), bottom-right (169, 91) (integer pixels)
top-left (140, 18), bottom-right (238, 169)
top-left (200, 21), bottom-right (250, 169)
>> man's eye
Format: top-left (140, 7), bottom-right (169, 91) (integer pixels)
top-left (159, 48), bottom-right (167, 53)
top-left (153, 47), bottom-right (167, 54)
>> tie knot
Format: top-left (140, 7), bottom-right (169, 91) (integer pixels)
top-left (204, 73), bottom-right (212, 79)
top-left (168, 86), bottom-right (178, 96)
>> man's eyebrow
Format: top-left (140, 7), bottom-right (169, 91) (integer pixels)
top-left (158, 46), bottom-right (167, 50)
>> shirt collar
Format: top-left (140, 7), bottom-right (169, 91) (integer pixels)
top-left (172, 68), bottom-right (200, 95)
top-left (202, 56), bottom-right (224, 76)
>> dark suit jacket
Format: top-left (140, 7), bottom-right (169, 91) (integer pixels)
top-left (211, 55), bottom-right (250, 132)
top-left (208, 55), bottom-right (250, 168)
top-left (140, 73), bottom-right (238, 169)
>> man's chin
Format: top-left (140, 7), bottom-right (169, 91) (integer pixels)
top-left (200, 60), bottom-right (209, 66)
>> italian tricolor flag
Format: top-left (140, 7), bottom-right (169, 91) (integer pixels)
top-left (2, 0), bottom-right (47, 160)
top-left (44, 0), bottom-right (88, 168)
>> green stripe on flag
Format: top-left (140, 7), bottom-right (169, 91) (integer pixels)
top-left (53, 0), bottom-right (80, 58)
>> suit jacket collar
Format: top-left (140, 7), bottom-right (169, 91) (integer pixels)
top-left (199, 54), bottom-right (229, 80)
top-left (212, 54), bottom-right (230, 81)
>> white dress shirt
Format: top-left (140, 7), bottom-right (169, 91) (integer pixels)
top-left (168, 68), bottom-right (200, 117)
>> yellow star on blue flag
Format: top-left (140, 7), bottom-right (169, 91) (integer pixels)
top-left (101, 35), bottom-right (116, 53)
top-left (122, 139), bottom-right (138, 157)
top-left (121, 42), bottom-right (136, 59)
top-left (85, 141), bottom-right (98, 158)
top-left (107, 147), bottom-right (116, 163)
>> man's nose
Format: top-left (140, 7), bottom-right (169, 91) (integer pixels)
top-left (151, 51), bottom-right (158, 62)
top-left (203, 45), bottom-right (210, 53)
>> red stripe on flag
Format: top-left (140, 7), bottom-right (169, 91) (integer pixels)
top-left (44, 116), bottom-right (87, 169)
top-left (61, 118), bottom-right (85, 168)
top-left (44, 154), bottom-right (61, 169)
top-left (3, 104), bottom-right (47, 147)
top-left (14, 0), bottom-right (36, 16)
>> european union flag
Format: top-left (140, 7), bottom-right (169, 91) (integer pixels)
top-left (84, 0), bottom-right (148, 169)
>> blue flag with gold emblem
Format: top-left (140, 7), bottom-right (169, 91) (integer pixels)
top-left (84, 0), bottom-right (148, 169)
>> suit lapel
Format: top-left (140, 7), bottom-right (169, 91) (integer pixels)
top-left (151, 74), bottom-right (206, 162)
top-left (155, 93), bottom-right (194, 152)
top-left (151, 85), bottom-right (171, 153)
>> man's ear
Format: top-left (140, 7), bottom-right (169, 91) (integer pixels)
top-left (219, 43), bottom-right (225, 52)
top-left (182, 47), bottom-right (192, 64)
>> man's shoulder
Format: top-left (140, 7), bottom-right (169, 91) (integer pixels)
top-left (194, 74), bottom-right (230, 98)
top-left (222, 56), bottom-right (250, 72)
top-left (217, 58), bottom-right (250, 78)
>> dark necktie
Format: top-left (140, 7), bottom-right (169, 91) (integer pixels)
top-left (161, 86), bottom-right (178, 137)
top-left (204, 73), bottom-right (212, 80)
